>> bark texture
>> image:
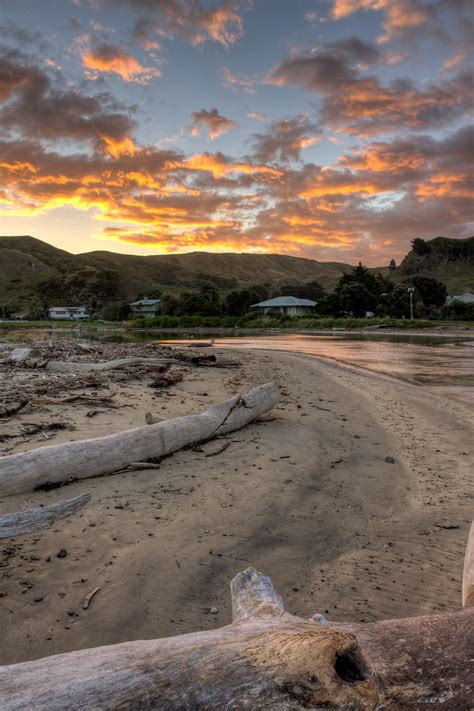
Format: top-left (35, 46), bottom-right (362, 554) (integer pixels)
top-left (0, 529), bottom-right (472, 709)
top-left (0, 568), bottom-right (379, 710)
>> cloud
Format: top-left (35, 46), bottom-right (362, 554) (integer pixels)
top-left (250, 114), bottom-right (320, 163)
top-left (113, 0), bottom-right (244, 48)
top-left (221, 66), bottom-right (258, 93)
top-left (0, 49), bottom-right (136, 155)
top-left (331, 0), bottom-right (471, 45)
top-left (247, 111), bottom-right (267, 122)
top-left (82, 44), bottom-right (161, 82)
top-left (1, 94), bottom-right (471, 263)
top-left (268, 41), bottom-right (473, 135)
top-left (189, 108), bottom-right (237, 139)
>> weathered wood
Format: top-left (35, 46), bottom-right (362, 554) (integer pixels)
top-left (0, 567), bottom-right (379, 710)
top-left (0, 526), bottom-right (472, 709)
top-left (0, 384), bottom-right (280, 496)
top-left (231, 567), bottom-right (284, 622)
top-left (463, 520), bottom-right (474, 608)
top-left (149, 368), bottom-right (184, 388)
top-left (145, 412), bottom-right (166, 424)
top-left (7, 347), bottom-right (42, 363)
top-left (0, 493), bottom-right (90, 539)
top-left (45, 357), bottom-right (176, 373)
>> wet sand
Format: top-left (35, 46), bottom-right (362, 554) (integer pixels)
top-left (0, 348), bottom-right (472, 665)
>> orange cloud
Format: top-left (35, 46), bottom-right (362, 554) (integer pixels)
top-left (100, 136), bottom-right (138, 158)
top-left (189, 108), bottom-right (237, 139)
top-left (82, 45), bottom-right (161, 82)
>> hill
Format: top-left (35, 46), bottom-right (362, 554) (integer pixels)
top-left (395, 236), bottom-right (474, 293)
top-left (0, 236), bottom-right (353, 310)
top-left (1, 235), bottom-right (472, 315)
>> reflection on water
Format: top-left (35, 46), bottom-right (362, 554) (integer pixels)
top-left (167, 333), bottom-right (474, 404)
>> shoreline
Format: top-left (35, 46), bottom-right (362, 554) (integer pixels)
top-left (1, 346), bottom-right (472, 665)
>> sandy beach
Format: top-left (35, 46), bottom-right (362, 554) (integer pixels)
top-left (0, 345), bottom-right (472, 666)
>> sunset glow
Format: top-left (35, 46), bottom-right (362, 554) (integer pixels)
top-left (0, 0), bottom-right (472, 263)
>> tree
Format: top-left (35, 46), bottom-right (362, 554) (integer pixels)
top-left (411, 238), bottom-right (431, 256)
top-left (388, 285), bottom-right (421, 318)
top-left (339, 282), bottom-right (376, 317)
top-left (389, 259), bottom-right (396, 271)
top-left (412, 276), bottom-right (447, 308)
top-left (337, 263), bottom-right (376, 293)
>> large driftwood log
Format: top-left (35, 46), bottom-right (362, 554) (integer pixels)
top-left (0, 493), bottom-right (90, 539)
top-left (1, 531), bottom-right (473, 710)
top-left (45, 357), bottom-right (176, 373)
top-left (0, 568), bottom-right (379, 710)
top-left (0, 384), bottom-right (279, 496)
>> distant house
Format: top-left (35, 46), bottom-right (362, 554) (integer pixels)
top-left (49, 306), bottom-right (89, 320)
top-left (445, 293), bottom-right (474, 305)
top-left (130, 297), bottom-right (161, 316)
top-left (251, 296), bottom-right (317, 316)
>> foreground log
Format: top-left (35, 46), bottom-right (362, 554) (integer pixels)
top-left (0, 383), bottom-right (279, 496)
top-left (1, 532), bottom-right (473, 710)
top-left (0, 567), bottom-right (379, 710)
top-left (0, 493), bottom-right (90, 539)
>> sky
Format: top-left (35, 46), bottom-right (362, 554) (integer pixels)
top-left (0, 0), bottom-right (472, 265)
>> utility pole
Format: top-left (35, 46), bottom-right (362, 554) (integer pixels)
top-left (407, 287), bottom-right (415, 320)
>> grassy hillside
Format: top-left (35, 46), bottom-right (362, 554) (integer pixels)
top-left (0, 236), bottom-right (353, 309)
top-left (1, 235), bottom-right (472, 313)
top-left (395, 236), bottom-right (474, 293)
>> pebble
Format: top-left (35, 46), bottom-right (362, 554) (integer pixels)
top-left (385, 456), bottom-right (395, 464)
top-left (209, 606), bottom-right (218, 614)
top-left (33, 596), bottom-right (44, 603)
top-left (56, 549), bottom-right (67, 558)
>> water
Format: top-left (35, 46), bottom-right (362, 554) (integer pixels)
top-left (5, 328), bottom-right (473, 404)
top-left (164, 333), bottom-right (474, 404)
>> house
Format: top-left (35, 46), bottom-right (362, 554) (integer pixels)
top-left (130, 297), bottom-right (161, 316)
top-left (250, 296), bottom-right (317, 316)
top-left (49, 306), bottom-right (89, 320)
top-left (445, 293), bottom-right (474, 305)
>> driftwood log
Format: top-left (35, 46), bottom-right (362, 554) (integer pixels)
top-left (0, 384), bottom-right (279, 496)
top-left (45, 357), bottom-right (176, 373)
top-left (0, 493), bottom-right (90, 539)
top-left (0, 532), bottom-right (472, 710)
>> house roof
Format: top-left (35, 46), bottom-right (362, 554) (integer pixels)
top-left (130, 298), bottom-right (161, 306)
top-left (251, 296), bottom-right (317, 308)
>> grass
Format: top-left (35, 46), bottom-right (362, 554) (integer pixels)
top-left (125, 315), bottom-right (473, 330)
top-left (1, 316), bottom-right (472, 334)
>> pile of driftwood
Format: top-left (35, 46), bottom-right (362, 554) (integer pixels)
top-left (0, 339), bottom-right (239, 420)
top-left (0, 527), bottom-right (472, 708)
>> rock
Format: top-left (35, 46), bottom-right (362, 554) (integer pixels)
top-left (56, 548), bottom-right (67, 558)
top-left (209, 607), bottom-right (218, 615)
top-left (0, 591), bottom-right (7, 598)
top-left (33, 596), bottom-right (44, 603)
top-left (385, 456), bottom-right (395, 464)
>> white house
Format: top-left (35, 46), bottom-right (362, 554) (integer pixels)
top-left (250, 296), bottom-right (317, 316)
top-left (130, 297), bottom-right (161, 316)
top-left (49, 306), bottom-right (89, 320)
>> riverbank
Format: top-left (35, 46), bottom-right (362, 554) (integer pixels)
top-left (0, 346), bottom-right (472, 664)
top-left (1, 317), bottom-right (473, 335)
